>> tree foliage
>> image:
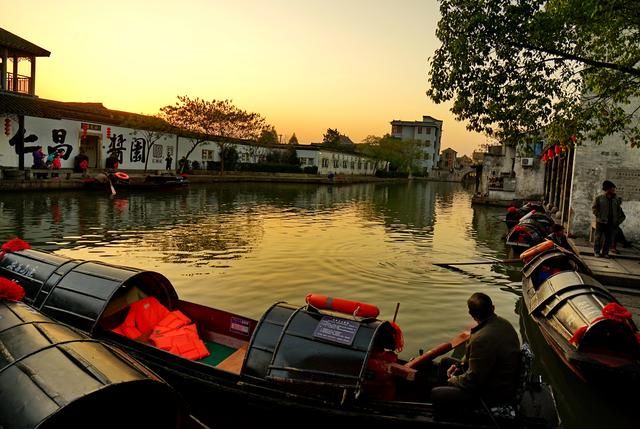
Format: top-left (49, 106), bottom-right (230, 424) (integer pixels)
top-left (257, 127), bottom-right (279, 145)
top-left (428, 0), bottom-right (640, 146)
top-left (322, 128), bottom-right (341, 145)
top-left (160, 96), bottom-right (268, 140)
top-left (360, 134), bottom-right (420, 172)
top-left (288, 133), bottom-right (299, 145)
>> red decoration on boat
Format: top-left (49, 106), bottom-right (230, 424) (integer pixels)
top-left (570, 326), bottom-right (588, 345)
top-left (389, 321), bottom-right (404, 352)
top-left (602, 302), bottom-right (633, 322)
top-left (570, 302), bottom-right (635, 345)
top-left (0, 238), bottom-right (31, 259)
top-left (0, 277), bottom-right (25, 301)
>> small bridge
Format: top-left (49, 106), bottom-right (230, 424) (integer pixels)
top-left (430, 166), bottom-right (476, 182)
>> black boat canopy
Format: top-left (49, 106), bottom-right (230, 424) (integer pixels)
top-left (522, 248), bottom-right (591, 279)
top-left (0, 300), bottom-right (182, 429)
top-left (0, 249), bottom-right (178, 334)
top-left (244, 302), bottom-right (396, 396)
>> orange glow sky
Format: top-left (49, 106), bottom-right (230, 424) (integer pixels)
top-left (5, 0), bottom-right (486, 155)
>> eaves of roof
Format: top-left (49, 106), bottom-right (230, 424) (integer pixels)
top-left (0, 27), bottom-right (50, 57)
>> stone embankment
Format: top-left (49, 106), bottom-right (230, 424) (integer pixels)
top-left (0, 170), bottom-right (405, 192)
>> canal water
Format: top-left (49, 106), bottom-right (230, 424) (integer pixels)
top-left (0, 182), bottom-right (634, 428)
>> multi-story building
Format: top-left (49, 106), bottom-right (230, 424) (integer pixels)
top-left (390, 115), bottom-right (443, 174)
top-left (439, 147), bottom-right (457, 170)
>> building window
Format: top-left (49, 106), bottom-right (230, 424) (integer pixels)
top-left (241, 152), bottom-right (249, 162)
top-left (343, 160), bottom-right (347, 168)
top-left (392, 125), bottom-right (402, 134)
top-left (322, 158), bottom-right (329, 168)
top-left (357, 161), bottom-right (362, 170)
top-left (202, 149), bottom-right (215, 160)
top-left (418, 126), bottom-right (422, 134)
top-left (333, 159), bottom-right (339, 168)
top-left (424, 140), bottom-right (431, 147)
top-left (426, 128), bottom-right (432, 134)
top-left (307, 158), bottom-right (315, 166)
top-left (351, 161), bottom-right (355, 169)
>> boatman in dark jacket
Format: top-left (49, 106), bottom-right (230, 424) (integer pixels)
top-left (431, 293), bottom-right (520, 418)
top-left (592, 180), bottom-right (625, 258)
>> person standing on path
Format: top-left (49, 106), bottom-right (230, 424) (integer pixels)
top-left (165, 154), bottom-right (173, 171)
top-left (592, 180), bottom-right (625, 258)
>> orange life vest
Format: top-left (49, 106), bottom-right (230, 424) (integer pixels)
top-left (150, 323), bottom-right (209, 360)
top-left (113, 296), bottom-right (170, 339)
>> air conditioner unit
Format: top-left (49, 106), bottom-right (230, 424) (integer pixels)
top-left (521, 157), bottom-right (534, 167)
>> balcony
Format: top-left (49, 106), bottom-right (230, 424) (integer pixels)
top-left (5, 72), bottom-right (31, 94)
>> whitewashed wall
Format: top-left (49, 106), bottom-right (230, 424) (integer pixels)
top-left (0, 115), bottom-right (178, 171)
top-left (569, 139), bottom-right (640, 241)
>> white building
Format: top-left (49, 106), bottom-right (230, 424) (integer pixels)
top-left (390, 115), bottom-right (443, 174)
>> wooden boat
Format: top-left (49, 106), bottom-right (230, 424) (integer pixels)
top-left (0, 246), bottom-right (560, 429)
top-left (0, 299), bottom-right (197, 429)
top-left (83, 172), bottom-right (188, 191)
top-left (520, 244), bottom-right (640, 382)
top-left (505, 212), bottom-right (555, 256)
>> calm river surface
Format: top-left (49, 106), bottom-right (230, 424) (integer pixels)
top-left (0, 181), bottom-right (634, 428)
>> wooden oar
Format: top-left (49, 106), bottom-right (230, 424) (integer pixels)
top-left (107, 176), bottom-right (116, 196)
top-left (433, 258), bottom-right (521, 268)
top-left (404, 329), bottom-right (471, 370)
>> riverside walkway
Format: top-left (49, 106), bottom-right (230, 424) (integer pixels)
top-left (0, 170), bottom-right (402, 192)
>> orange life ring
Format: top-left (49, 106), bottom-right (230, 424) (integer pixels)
top-left (306, 293), bottom-right (380, 318)
top-left (520, 239), bottom-right (555, 263)
top-left (114, 172), bottom-right (129, 180)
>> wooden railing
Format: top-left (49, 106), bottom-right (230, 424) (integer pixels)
top-left (5, 72), bottom-right (31, 94)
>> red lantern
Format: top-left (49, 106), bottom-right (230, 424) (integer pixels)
top-left (106, 127), bottom-right (111, 139)
top-left (4, 118), bottom-right (10, 136)
top-left (81, 123), bottom-right (88, 140)
top-left (555, 145), bottom-right (561, 155)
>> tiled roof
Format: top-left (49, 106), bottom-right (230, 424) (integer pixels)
top-left (0, 28), bottom-right (50, 57)
top-left (0, 92), bottom-right (252, 144)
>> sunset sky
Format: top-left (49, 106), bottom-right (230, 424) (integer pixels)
top-left (5, 0), bottom-right (485, 155)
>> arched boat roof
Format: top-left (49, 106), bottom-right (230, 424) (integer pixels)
top-left (0, 249), bottom-right (178, 335)
top-left (522, 248), bottom-right (591, 279)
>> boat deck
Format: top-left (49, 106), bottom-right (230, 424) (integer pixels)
top-left (569, 237), bottom-right (640, 324)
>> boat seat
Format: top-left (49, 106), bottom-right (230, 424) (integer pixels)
top-left (486, 343), bottom-right (534, 419)
top-left (216, 344), bottom-right (248, 374)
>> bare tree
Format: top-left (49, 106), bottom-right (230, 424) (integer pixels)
top-left (160, 96), bottom-right (270, 172)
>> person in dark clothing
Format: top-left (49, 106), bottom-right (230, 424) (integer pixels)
top-left (505, 206), bottom-right (521, 230)
top-left (74, 150), bottom-right (89, 173)
top-left (32, 146), bottom-right (45, 169)
top-left (592, 180), bottom-right (625, 258)
top-left (547, 224), bottom-right (571, 250)
top-left (105, 153), bottom-right (119, 170)
top-left (431, 293), bottom-right (520, 418)
top-left (165, 155), bottom-right (173, 171)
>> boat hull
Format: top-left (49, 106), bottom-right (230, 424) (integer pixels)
top-left (0, 247), bottom-right (560, 429)
top-left (521, 249), bottom-right (640, 382)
